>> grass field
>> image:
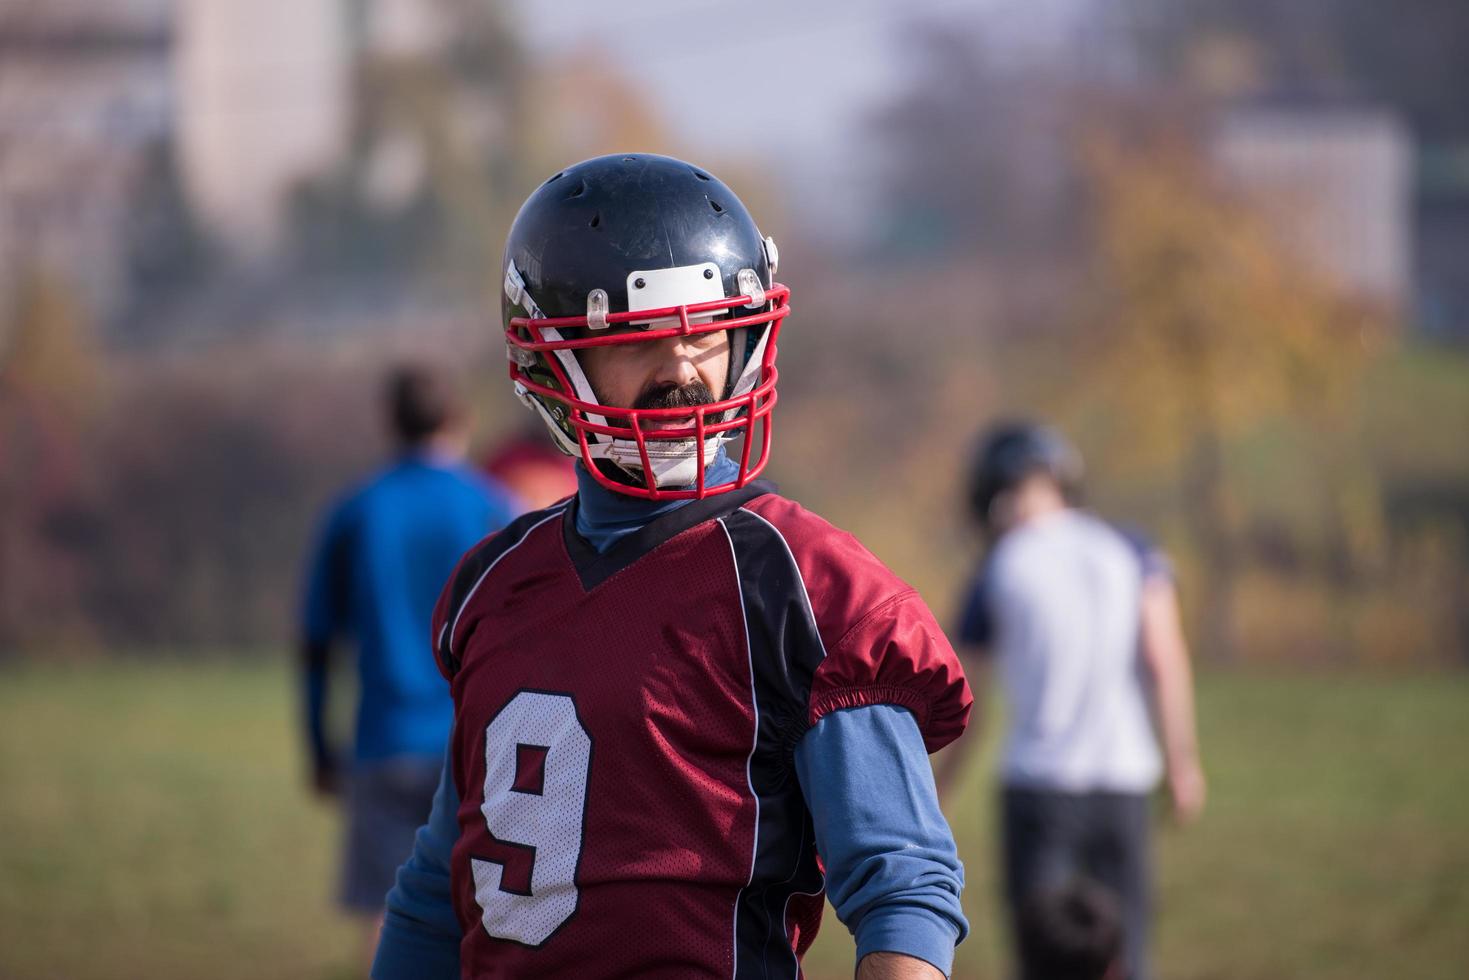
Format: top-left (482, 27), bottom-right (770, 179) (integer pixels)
top-left (1, 660), bottom-right (1465, 980)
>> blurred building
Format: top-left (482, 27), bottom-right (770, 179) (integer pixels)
top-left (176, 0), bottom-right (461, 256)
top-left (0, 1), bottom-right (173, 318)
top-left (174, 0), bottom-right (348, 256)
top-left (174, 0), bottom-right (467, 257)
top-left (1210, 103), bottom-right (1414, 311)
top-left (0, 0), bottom-right (481, 334)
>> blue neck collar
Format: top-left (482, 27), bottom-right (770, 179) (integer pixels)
top-left (573, 448), bottom-right (739, 553)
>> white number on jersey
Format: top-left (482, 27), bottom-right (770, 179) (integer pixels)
top-left (471, 690), bottom-right (592, 946)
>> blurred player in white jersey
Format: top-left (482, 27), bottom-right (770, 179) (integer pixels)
top-left (936, 421), bottom-right (1206, 980)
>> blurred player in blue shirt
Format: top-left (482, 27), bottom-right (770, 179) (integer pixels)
top-left (300, 364), bottom-right (518, 964)
top-left (935, 422), bottom-right (1206, 980)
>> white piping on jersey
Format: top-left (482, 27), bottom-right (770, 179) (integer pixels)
top-left (781, 884), bottom-right (826, 972)
top-left (770, 812), bottom-right (818, 966)
top-left (738, 507), bottom-right (830, 662)
top-left (717, 516), bottom-right (761, 980)
top-left (441, 502), bottom-right (570, 660)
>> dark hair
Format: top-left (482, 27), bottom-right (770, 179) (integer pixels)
top-left (968, 420), bottom-right (1084, 527)
top-left (1018, 879), bottom-right (1124, 980)
top-left (386, 364), bottom-right (465, 446)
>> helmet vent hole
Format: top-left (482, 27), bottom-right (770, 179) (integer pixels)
top-left (568, 180), bottom-right (586, 199)
top-left (709, 199), bottom-right (724, 214)
top-left (623, 155), bottom-right (637, 162)
top-left (589, 212), bottom-right (600, 229)
top-left (545, 171), bottom-right (564, 184)
top-left (692, 170), bottom-right (710, 181)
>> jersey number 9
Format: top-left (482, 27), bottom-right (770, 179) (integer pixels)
top-left (471, 690), bottom-right (592, 946)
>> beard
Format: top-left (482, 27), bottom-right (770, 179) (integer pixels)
top-left (592, 376), bottom-right (728, 489)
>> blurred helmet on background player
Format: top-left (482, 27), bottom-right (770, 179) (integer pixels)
top-left (968, 421), bottom-right (1084, 529)
top-left (501, 153), bottom-right (788, 500)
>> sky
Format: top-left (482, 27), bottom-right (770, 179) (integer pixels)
top-left (506, 0), bottom-right (1097, 232)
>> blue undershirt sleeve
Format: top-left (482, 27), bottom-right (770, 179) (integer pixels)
top-left (793, 704), bottom-right (968, 977)
top-left (372, 750), bottom-right (463, 980)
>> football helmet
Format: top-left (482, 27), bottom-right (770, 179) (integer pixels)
top-left (969, 421), bottom-right (1084, 526)
top-left (502, 154), bottom-right (788, 500)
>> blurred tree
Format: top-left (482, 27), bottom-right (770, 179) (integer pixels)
top-left (2, 266), bottom-right (100, 421)
top-left (119, 138), bottom-right (219, 338)
top-left (0, 267), bottom-right (102, 650)
top-left (1074, 130), bottom-right (1382, 660)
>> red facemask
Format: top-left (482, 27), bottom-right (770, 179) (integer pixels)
top-left (506, 284), bottom-right (790, 501)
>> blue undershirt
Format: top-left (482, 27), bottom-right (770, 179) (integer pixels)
top-left (571, 448), bottom-right (740, 550)
top-left (373, 453), bottom-right (967, 978)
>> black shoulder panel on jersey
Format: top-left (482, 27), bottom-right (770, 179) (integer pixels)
top-left (436, 500), bottom-right (571, 678)
top-left (561, 480), bottom-right (777, 592)
top-left (720, 504), bottom-right (828, 979)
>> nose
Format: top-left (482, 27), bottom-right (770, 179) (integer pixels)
top-left (657, 335), bottom-right (702, 388)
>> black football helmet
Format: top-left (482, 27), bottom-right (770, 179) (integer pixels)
top-left (969, 421), bottom-right (1084, 527)
top-left (501, 154), bottom-right (788, 500)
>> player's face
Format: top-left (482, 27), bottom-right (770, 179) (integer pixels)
top-left (579, 329), bottom-right (730, 427)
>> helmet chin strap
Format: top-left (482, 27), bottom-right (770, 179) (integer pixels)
top-left (722, 324), bottom-right (770, 420)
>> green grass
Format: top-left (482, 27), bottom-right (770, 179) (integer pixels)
top-left (0, 660), bottom-right (357, 980)
top-left (1, 662), bottom-right (1465, 980)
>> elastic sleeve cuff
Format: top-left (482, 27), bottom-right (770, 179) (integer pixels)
top-left (809, 684), bottom-right (929, 731)
top-left (855, 904), bottom-right (961, 978)
top-left (371, 913), bottom-right (461, 980)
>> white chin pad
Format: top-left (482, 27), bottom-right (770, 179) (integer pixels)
top-left (603, 435), bottom-right (723, 488)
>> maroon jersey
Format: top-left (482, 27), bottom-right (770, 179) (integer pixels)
top-left (431, 481), bottom-right (971, 978)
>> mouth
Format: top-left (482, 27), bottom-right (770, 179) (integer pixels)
top-left (641, 412), bottom-right (698, 432)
